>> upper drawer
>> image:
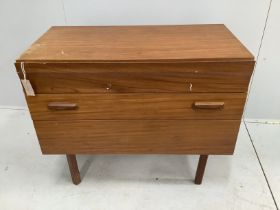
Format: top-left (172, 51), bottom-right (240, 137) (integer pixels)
top-left (16, 62), bottom-right (254, 93)
top-left (26, 93), bottom-right (246, 120)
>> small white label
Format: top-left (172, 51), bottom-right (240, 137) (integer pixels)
top-left (21, 79), bottom-right (35, 96)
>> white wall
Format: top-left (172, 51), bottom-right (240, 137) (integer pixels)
top-left (0, 0), bottom-right (65, 108)
top-left (244, 0), bottom-right (280, 120)
top-left (0, 0), bottom-right (278, 120)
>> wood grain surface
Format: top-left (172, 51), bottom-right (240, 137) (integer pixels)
top-left (16, 62), bottom-right (254, 93)
top-left (16, 25), bottom-right (254, 62)
top-left (193, 101), bottom-right (225, 109)
top-left (35, 120), bottom-right (241, 154)
top-left (194, 155), bottom-right (209, 184)
top-left (15, 25), bottom-right (254, 158)
top-left (66, 154), bottom-right (81, 185)
top-left (26, 93), bottom-right (246, 120)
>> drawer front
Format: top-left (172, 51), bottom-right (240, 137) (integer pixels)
top-left (35, 120), bottom-right (240, 154)
top-left (27, 93), bottom-right (246, 120)
top-left (17, 62), bottom-right (254, 93)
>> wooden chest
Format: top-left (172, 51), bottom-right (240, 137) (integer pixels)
top-left (15, 25), bottom-right (254, 184)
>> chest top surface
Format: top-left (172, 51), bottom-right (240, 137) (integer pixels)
top-left (17, 25), bottom-right (253, 63)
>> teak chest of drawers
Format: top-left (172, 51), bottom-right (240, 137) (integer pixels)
top-left (15, 25), bottom-right (254, 185)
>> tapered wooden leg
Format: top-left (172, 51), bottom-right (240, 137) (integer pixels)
top-left (194, 155), bottom-right (208, 185)
top-left (66, 154), bottom-right (81, 185)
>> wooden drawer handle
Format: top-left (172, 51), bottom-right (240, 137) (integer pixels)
top-left (48, 102), bottom-right (78, 110)
top-left (193, 102), bottom-right (224, 109)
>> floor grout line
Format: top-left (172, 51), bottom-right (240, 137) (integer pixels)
top-left (243, 120), bottom-right (279, 210)
top-left (244, 121), bottom-right (280, 125)
top-left (0, 108), bottom-right (27, 111)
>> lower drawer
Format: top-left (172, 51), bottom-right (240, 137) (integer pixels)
top-left (34, 120), bottom-right (241, 155)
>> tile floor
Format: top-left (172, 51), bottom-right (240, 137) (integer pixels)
top-left (0, 109), bottom-right (279, 210)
